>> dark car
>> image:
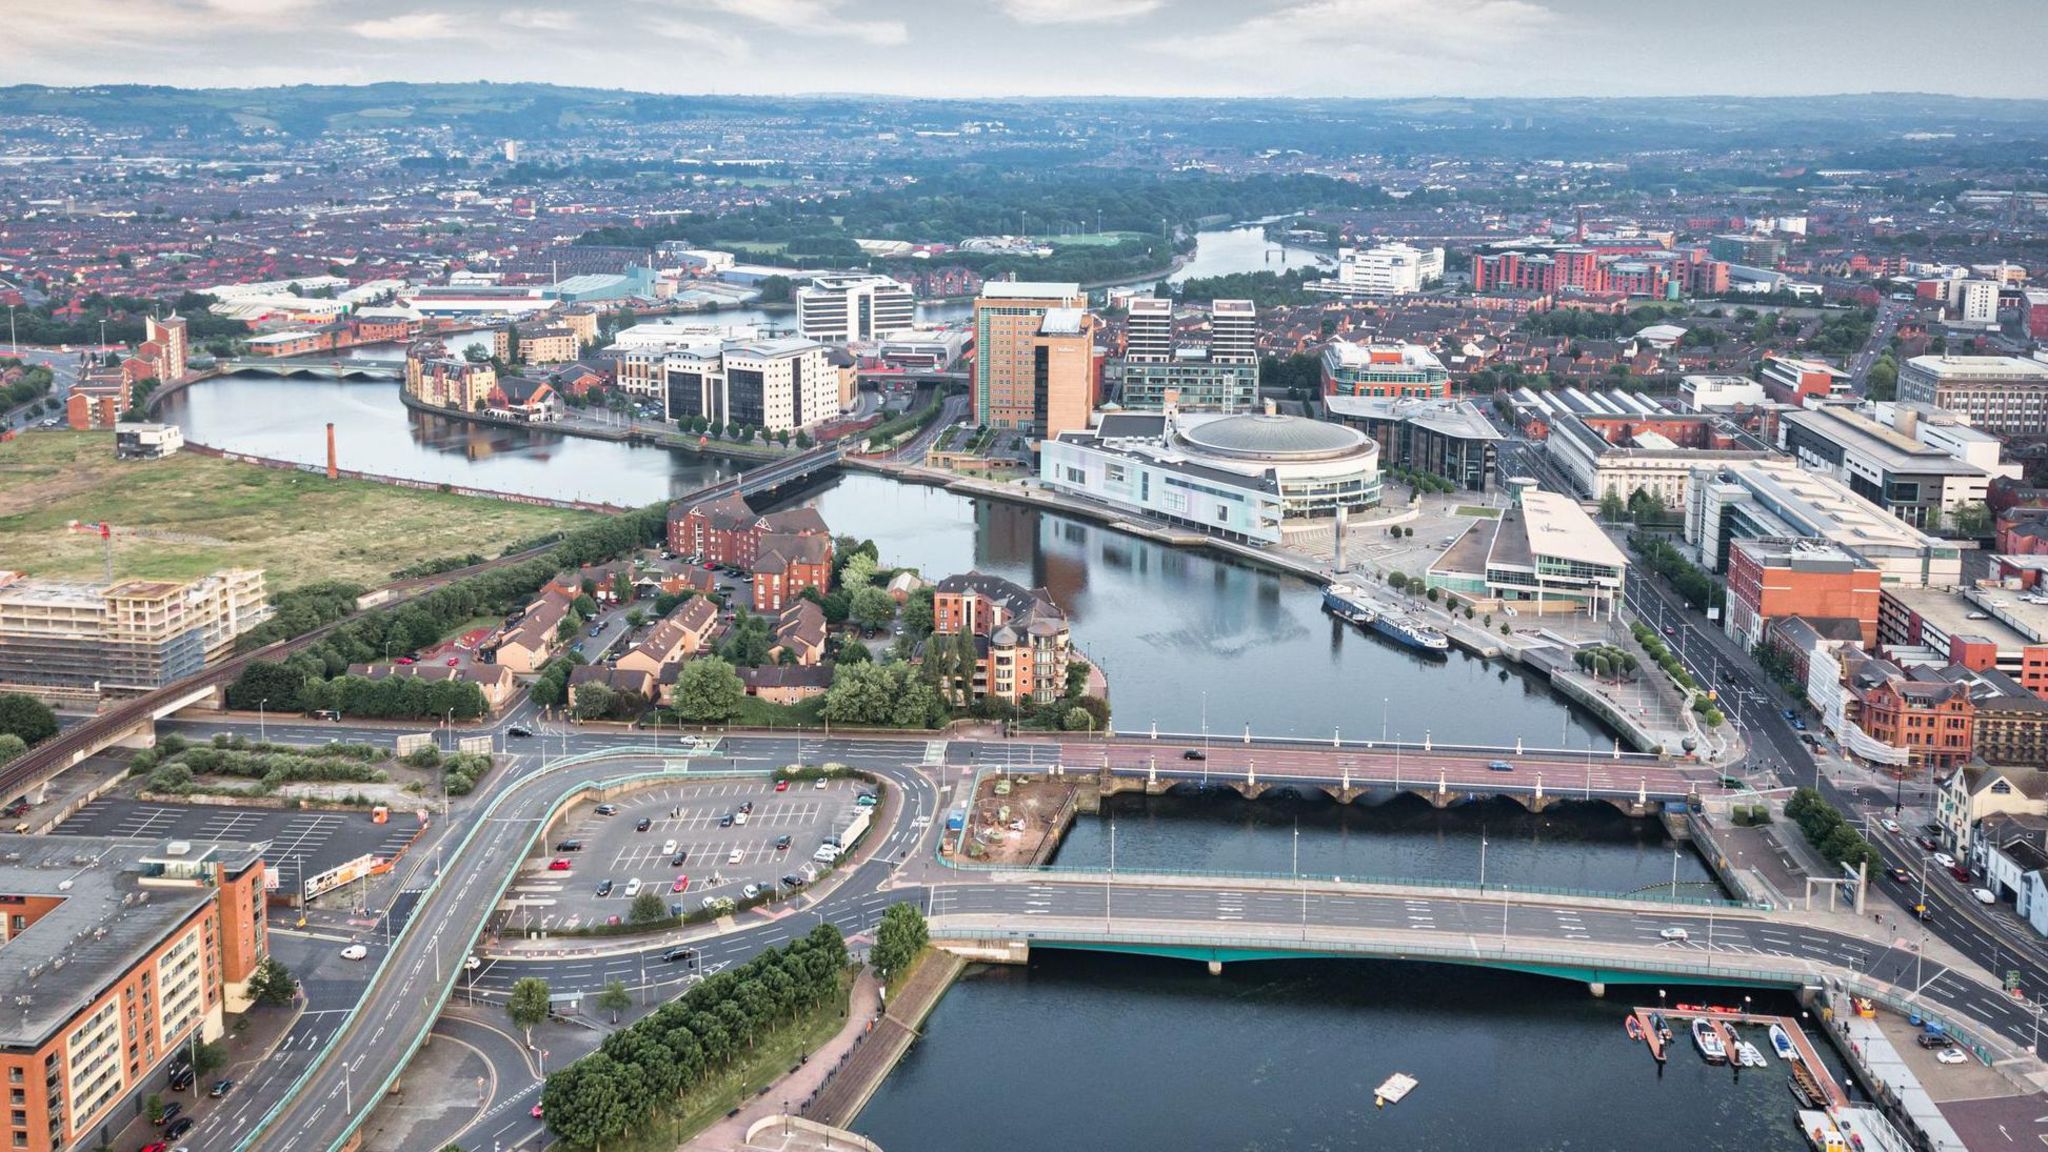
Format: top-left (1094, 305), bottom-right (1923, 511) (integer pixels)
top-left (507, 725), bottom-right (534, 738)
top-left (167, 1066), bottom-right (194, 1091)
top-left (209, 1078), bottom-right (235, 1099)
top-left (1487, 760), bottom-right (1515, 772)
top-left (157, 1102), bottom-right (183, 1127)
top-left (1182, 749), bottom-right (1206, 760)
top-left (670, 850), bottom-right (688, 866)
top-left (662, 946), bottom-right (696, 964)
top-left (555, 839), bottom-right (584, 852)
top-left (595, 804), bottom-right (619, 816)
top-left (636, 817), bottom-right (653, 832)
top-left (3, 797), bottom-right (29, 817)
top-left (1951, 864), bottom-right (1972, 881)
top-left (774, 834), bottom-right (792, 851)
top-left (596, 879), bottom-right (614, 897)
top-left (164, 1117), bottom-right (194, 1140)
top-left (1916, 1031), bottom-right (1954, 1049)
top-left (1915, 835), bottom-right (1940, 851)
top-left (781, 873), bottom-right (805, 889)
top-left (719, 813), bottom-right (735, 828)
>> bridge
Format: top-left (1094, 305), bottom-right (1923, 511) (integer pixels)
top-left (214, 356), bottom-right (403, 380)
top-left (684, 440), bottom-right (847, 504)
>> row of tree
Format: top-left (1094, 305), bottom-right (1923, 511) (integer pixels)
top-left (535, 923), bottom-right (852, 1150)
top-left (1784, 787), bottom-right (1881, 873)
top-left (1628, 533), bottom-right (1726, 612)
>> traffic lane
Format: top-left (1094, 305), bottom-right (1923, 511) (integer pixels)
top-left (1867, 833), bottom-right (2048, 990)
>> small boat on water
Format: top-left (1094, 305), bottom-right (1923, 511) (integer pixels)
top-left (1788, 1075), bottom-right (1824, 1110)
top-left (1650, 1012), bottom-right (1673, 1042)
top-left (1691, 1018), bottom-right (1727, 1064)
top-left (1374, 1073), bottom-right (1419, 1107)
top-left (1625, 1016), bottom-right (1644, 1042)
top-left (1770, 1023), bottom-right (1799, 1062)
top-left (1736, 1040), bottom-right (1767, 1068)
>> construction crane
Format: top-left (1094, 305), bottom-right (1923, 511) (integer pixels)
top-left (65, 519), bottom-right (114, 582)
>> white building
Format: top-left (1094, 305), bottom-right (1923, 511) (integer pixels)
top-left (1685, 458), bottom-right (1964, 588)
top-left (1679, 374), bottom-right (1768, 410)
top-left (796, 274), bottom-right (915, 342)
top-left (1957, 279), bottom-right (2000, 327)
top-left (615, 335), bottom-right (840, 432)
top-left (1328, 243), bottom-right (1445, 297)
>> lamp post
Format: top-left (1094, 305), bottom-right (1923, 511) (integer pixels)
top-left (258, 698), bottom-right (267, 743)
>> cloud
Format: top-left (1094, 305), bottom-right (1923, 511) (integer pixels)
top-left (1155, 0), bottom-right (1552, 65)
top-left (692, 0), bottom-right (908, 47)
top-left (646, 17), bottom-right (753, 61)
top-left (202, 0), bottom-right (314, 15)
top-left (349, 12), bottom-right (460, 40)
top-left (503, 8), bottom-right (580, 32)
top-left (998, 0), bottom-right (1164, 24)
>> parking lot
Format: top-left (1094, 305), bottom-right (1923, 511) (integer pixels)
top-left (52, 797), bottom-right (422, 902)
top-left (505, 777), bottom-right (867, 933)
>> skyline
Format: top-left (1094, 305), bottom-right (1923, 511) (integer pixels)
top-left (4, 0), bottom-right (2048, 101)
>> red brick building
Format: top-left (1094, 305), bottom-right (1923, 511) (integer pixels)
top-left (666, 496), bottom-right (834, 611)
top-left (1724, 538), bottom-right (1881, 651)
top-left (1853, 672), bottom-right (1974, 771)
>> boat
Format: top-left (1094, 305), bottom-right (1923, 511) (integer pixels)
top-left (1650, 1012), bottom-right (1673, 1042)
top-left (1625, 1016), bottom-right (1644, 1042)
top-left (1322, 584), bottom-right (1450, 655)
top-left (1691, 1018), bottom-right (1727, 1064)
top-left (1788, 1075), bottom-right (1824, 1110)
top-left (1770, 1023), bottom-right (1799, 1062)
top-left (1737, 1040), bottom-right (1767, 1068)
top-left (1796, 1109), bottom-right (1851, 1152)
top-left (1373, 1072), bottom-right (1418, 1107)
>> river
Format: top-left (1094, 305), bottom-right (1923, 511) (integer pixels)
top-left (855, 952), bottom-right (1834, 1152)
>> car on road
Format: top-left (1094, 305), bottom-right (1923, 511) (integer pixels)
top-left (1888, 866), bottom-right (1911, 883)
top-left (209, 1079), bottom-right (234, 1099)
top-left (547, 857), bottom-right (572, 871)
top-left (394, 656), bottom-right (415, 665)
top-left (445, 657), bottom-right (460, 666)
top-left (508, 726), bottom-right (534, 738)
top-left (595, 804), bottom-right (618, 816)
top-left (1973, 887), bottom-right (1997, 905)
top-left (1935, 1047), bottom-right (1967, 1065)
top-left (464, 955), bottom-right (482, 971)
top-left (1951, 863), bottom-right (1974, 881)
top-left (1782, 708), bottom-right (1797, 721)
top-left (163, 1118), bottom-right (193, 1141)
top-left (595, 879), bottom-right (614, 897)
top-left (2, 797), bottom-right (27, 817)
top-left (636, 817), bottom-right (652, 832)
top-left (672, 875), bottom-right (689, 893)
top-left (1658, 927), bottom-right (1689, 941)
top-left (662, 946), bottom-right (695, 963)
top-left (157, 1103), bottom-right (183, 1127)
top-left (340, 943), bottom-right (368, 960)
top-left (1487, 760), bottom-right (1515, 772)
top-left (670, 849), bottom-right (688, 866)
top-left (140, 1143), bottom-right (166, 1152)
top-left (1182, 749), bottom-right (1207, 760)
top-left (1880, 817), bottom-right (1901, 834)
top-left (1791, 718), bottom-right (1807, 731)
top-left (1932, 852), bottom-right (1956, 870)
top-left (775, 779), bottom-right (790, 792)
top-left (1915, 835), bottom-right (1940, 851)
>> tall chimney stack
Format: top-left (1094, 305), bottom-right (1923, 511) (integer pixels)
top-left (326, 423), bottom-right (338, 480)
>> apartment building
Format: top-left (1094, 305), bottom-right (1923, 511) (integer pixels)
top-left (926, 572), bottom-right (1072, 705)
top-left (403, 341), bottom-right (497, 413)
top-left (515, 326), bottom-right (581, 365)
top-left (0, 837), bottom-right (266, 1152)
top-left (652, 337), bottom-right (837, 433)
top-left (1319, 341), bottom-right (1450, 400)
top-left (1896, 355), bottom-right (2048, 436)
top-left (797, 275), bottom-right (915, 342)
top-left (1114, 297), bottom-right (1259, 412)
top-left (972, 282), bottom-right (1096, 437)
top-left (1761, 356), bottom-right (1851, 405)
top-left (0, 570), bottom-right (268, 697)
top-left (1330, 242), bottom-right (1445, 297)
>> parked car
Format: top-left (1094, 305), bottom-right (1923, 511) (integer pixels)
top-left (1973, 887), bottom-right (1998, 905)
top-left (781, 874), bottom-right (806, 889)
top-left (554, 839), bottom-right (584, 852)
top-left (595, 879), bottom-right (614, 897)
top-left (1916, 1031), bottom-right (1954, 1049)
top-left (157, 1103), bottom-right (183, 1127)
top-left (1953, 864), bottom-right (1975, 881)
top-left (672, 875), bottom-right (689, 893)
top-left (742, 883), bottom-right (761, 900)
top-left (719, 813), bottom-right (734, 828)
top-left (464, 955), bottom-right (482, 971)
top-left (775, 779), bottom-right (790, 792)
top-left (1935, 1047), bottom-right (1967, 1065)
top-left (547, 857), bottom-right (572, 871)
top-left (815, 778), bottom-right (828, 789)
top-left (635, 817), bottom-right (652, 832)
top-left (733, 811), bottom-right (749, 826)
top-left (670, 850), bottom-right (688, 866)
top-left (775, 834), bottom-right (792, 851)
top-left (445, 657), bottom-right (461, 667)
top-left (663, 839), bottom-right (678, 854)
top-left (595, 804), bottom-right (618, 816)
top-left (163, 1119), bottom-right (193, 1141)
top-left (624, 877), bottom-right (643, 897)
top-left (340, 944), bottom-right (368, 960)
top-left (394, 656), bottom-right (415, 665)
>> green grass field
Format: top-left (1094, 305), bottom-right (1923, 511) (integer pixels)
top-left (0, 432), bottom-right (592, 590)
top-left (727, 240), bottom-right (790, 255)
top-left (1048, 230), bottom-right (1147, 247)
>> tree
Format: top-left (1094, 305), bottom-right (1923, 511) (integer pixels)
top-left (840, 552), bottom-right (878, 592)
top-left (902, 586), bottom-right (935, 639)
top-left (870, 902), bottom-right (928, 981)
top-left (849, 586), bottom-right (897, 633)
top-left (837, 635), bottom-right (872, 665)
top-left (247, 956), bottom-right (296, 1006)
top-left (1866, 355), bottom-right (1898, 402)
top-left (0, 734), bottom-right (24, 764)
top-left (0, 693), bottom-right (58, 747)
top-left (1598, 491), bottom-right (1627, 523)
top-left (672, 657), bottom-right (745, 722)
top-left (625, 608), bottom-right (647, 629)
top-left (596, 979), bottom-right (632, 1024)
top-left (193, 1039), bottom-right (228, 1080)
top-left (629, 889), bottom-right (667, 925)
top-left (508, 976), bottom-right (552, 1045)
top-left (572, 682), bottom-right (617, 721)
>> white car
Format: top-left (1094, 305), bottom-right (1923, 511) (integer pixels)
top-left (340, 944), bottom-right (368, 961)
top-left (814, 778), bottom-right (828, 790)
top-left (464, 955), bottom-right (482, 971)
top-left (1932, 852), bottom-right (1957, 871)
top-left (1972, 887), bottom-right (1997, 905)
top-left (1935, 1047), bottom-right (1967, 1065)
top-left (663, 839), bottom-right (677, 855)
top-left (1880, 818), bottom-right (1902, 835)
top-left (1658, 927), bottom-right (1690, 941)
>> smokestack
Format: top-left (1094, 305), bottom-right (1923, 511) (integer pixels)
top-left (326, 423), bottom-right (337, 480)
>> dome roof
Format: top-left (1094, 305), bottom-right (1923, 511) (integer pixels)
top-left (1178, 414), bottom-right (1368, 461)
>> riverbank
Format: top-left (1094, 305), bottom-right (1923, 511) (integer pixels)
top-left (395, 388), bottom-right (793, 461)
top-left (803, 950), bottom-right (965, 1129)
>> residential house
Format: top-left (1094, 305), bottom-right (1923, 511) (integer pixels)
top-left (738, 664), bottom-right (833, 704)
top-left (493, 591), bottom-right (574, 674)
top-left (753, 533), bottom-right (831, 612)
top-left (615, 598), bottom-right (719, 679)
top-left (771, 600), bottom-right (829, 666)
top-left (886, 571), bottom-right (927, 604)
top-left (1936, 762), bottom-right (2048, 854)
top-left (488, 376), bottom-right (561, 423)
top-left (926, 572), bottom-right (1072, 705)
top-left (1969, 812), bottom-right (2048, 903)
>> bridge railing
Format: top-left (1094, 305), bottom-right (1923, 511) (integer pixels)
top-left (1071, 727), bottom-right (1674, 766)
top-left (233, 751), bottom-right (742, 1152)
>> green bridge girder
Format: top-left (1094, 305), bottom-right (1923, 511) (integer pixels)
top-left (1035, 940), bottom-right (1798, 990)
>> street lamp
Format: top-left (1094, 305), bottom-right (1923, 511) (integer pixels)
top-left (258, 698), bottom-right (267, 743)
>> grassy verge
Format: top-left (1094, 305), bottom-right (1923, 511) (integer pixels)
top-left (1454, 505), bottom-right (1501, 519)
top-left (597, 972), bottom-right (854, 1152)
top-left (0, 431), bottom-right (590, 589)
top-left (729, 694), bottom-right (829, 728)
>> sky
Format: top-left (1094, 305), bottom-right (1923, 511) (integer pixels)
top-left (4, 0), bottom-right (2047, 99)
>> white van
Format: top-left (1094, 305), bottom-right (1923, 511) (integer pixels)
top-left (727, 847), bottom-right (746, 865)
top-left (812, 843), bottom-right (841, 864)
top-left (624, 877), bottom-right (643, 898)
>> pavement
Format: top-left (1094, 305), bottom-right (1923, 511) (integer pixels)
top-left (687, 967), bottom-right (883, 1152)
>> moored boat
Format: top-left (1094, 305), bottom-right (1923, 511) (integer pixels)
top-left (1691, 1018), bottom-right (1727, 1064)
top-left (1321, 584), bottom-right (1450, 655)
top-left (1650, 1012), bottom-right (1673, 1042)
top-left (1770, 1023), bottom-right (1799, 1062)
top-left (1625, 1016), bottom-right (1644, 1041)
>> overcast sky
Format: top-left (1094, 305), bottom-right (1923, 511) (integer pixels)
top-left (5, 0), bottom-right (2047, 99)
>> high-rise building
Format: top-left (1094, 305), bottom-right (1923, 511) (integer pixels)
top-left (697, 338), bottom-right (837, 432)
top-left (0, 836), bottom-right (269, 1152)
top-left (1124, 296), bottom-right (1174, 362)
top-left (0, 569), bottom-right (269, 697)
top-left (144, 314), bottom-right (187, 383)
top-left (1332, 243), bottom-right (1445, 297)
top-left (1209, 299), bottom-right (1257, 364)
top-left (1114, 297), bottom-right (1259, 413)
top-left (1723, 537), bottom-right (1882, 651)
top-left (1957, 280), bottom-right (2000, 327)
top-left (796, 275), bottom-right (916, 342)
top-left (1896, 355), bottom-right (2048, 437)
top-left (972, 282), bottom-right (1095, 436)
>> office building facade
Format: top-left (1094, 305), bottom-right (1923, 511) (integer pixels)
top-left (1896, 355), bottom-right (2048, 437)
top-left (1331, 243), bottom-right (1445, 297)
top-left (1114, 297), bottom-right (1259, 413)
top-left (1319, 341), bottom-right (1450, 400)
top-left (797, 275), bottom-right (916, 342)
top-left (972, 283), bottom-right (1095, 437)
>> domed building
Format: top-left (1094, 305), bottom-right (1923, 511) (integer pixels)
top-left (1038, 402), bottom-right (1381, 544)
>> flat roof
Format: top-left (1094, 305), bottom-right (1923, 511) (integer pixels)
top-left (1781, 406), bottom-right (1984, 477)
top-left (1705, 460), bottom-right (1940, 555)
top-left (0, 835), bottom-right (262, 1047)
top-left (1887, 586), bottom-right (2034, 650)
top-left (1904, 355), bottom-right (2048, 382)
top-left (980, 281), bottom-right (1080, 300)
top-left (1518, 490), bottom-right (1629, 569)
top-left (1322, 340), bottom-right (1446, 372)
top-left (1321, 395), bottom-right (1502, 442)
top-left (1040, 308), bottom-right (1086, 335)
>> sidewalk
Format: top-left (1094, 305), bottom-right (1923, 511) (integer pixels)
top-left (686, 967), bottom-right (884, 1152)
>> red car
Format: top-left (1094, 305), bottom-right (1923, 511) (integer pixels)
top-left (671, 875), bottom-right (689, 893)
top-left (547, 857), bottom-right (572, 871)
top-left (774, 780), bottom-right (789, 792)
top-left (446, 657), bottom-right (461, 667)
top-left (140, 1144), bottom-right (167, 1152)
top-left (394, 656), bottom-right (415, 665)
top-left (532, 1103), bottom-right (544, 1119)
top-left (702, 562), bottom-right (717, 570)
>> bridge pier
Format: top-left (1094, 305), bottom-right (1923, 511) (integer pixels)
top-left (1207, 960), bottom-right (1224, 976)
top-left (1588, 982), bottom-right (1606, 999)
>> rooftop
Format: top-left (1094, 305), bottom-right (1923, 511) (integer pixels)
top-left (1321, 395), bottom-right (1502, 442)
top-left (1904, 355), bottom-right (2048, 382)
top-left (1178, 412), bottom-right (1369, 461)
top-left (0, 835), bottom-right (262, 1047)
top-left (1701, 459), bottom-right (1943, 556)
top-left (979, 281), bottom-right (1080, 301)
top-left (1781, 406), bottom-right (1985, 477)
top-left (1518, 490), bottom-right (1629, 569)
top-left (1322, 340), bottom-right (1447, 374)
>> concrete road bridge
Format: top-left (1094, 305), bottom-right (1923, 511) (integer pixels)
top-left (213, 356), bottom-right (403, 380)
